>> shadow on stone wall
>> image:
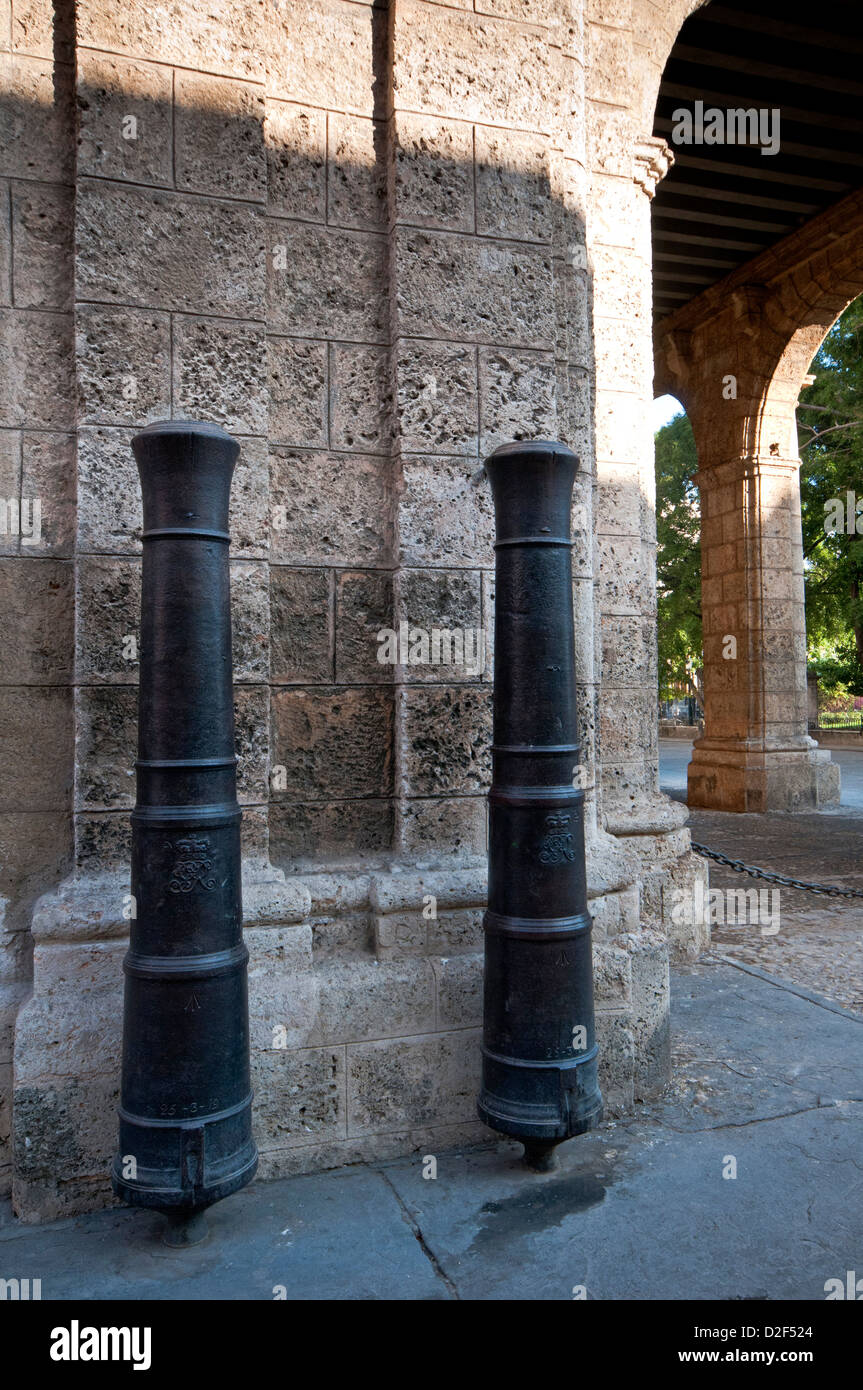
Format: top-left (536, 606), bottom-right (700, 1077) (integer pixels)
top-left (1, 0), bottom-right (692, 1223)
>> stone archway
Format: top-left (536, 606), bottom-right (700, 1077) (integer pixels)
top-left (656, 188), bottom-right (863, 809)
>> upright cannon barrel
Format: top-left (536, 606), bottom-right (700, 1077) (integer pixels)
top-left (111, 420), bottom-right (257, 1241)
top-left (477, 440), bottom-right (603, 1170)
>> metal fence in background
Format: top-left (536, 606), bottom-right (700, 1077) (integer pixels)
top-left (812, 711), bottom-right (863, 731)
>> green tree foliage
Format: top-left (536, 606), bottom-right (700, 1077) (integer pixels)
top-left (655, 411), bottom-right (701, 697)
top-left (797, 296), bottom-right (863, 697)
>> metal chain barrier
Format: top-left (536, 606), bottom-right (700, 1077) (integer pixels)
top-left (690, 842), bottom-right (863, 899)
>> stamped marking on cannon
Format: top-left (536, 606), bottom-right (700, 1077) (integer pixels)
top-left (167, 836), bottom-right (217, 893)
top-left (538, 812), bottom-right (575, 865)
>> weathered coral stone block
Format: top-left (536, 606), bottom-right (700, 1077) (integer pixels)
top-left (401, 795), bottom-right (487, 860)
top-left (554, 263), bottom-right (592, 367)
top-left (330, 344), bottom-right (390, 453)
top-left (595, 534), bottom-right (648, 615)
top-left (595, 1010), bottom-right (635, 1114)
top-left (0, 558), bottom-right (73, 683)
top-left (587, 22), bottom-right (633, 106)
top-left (174, 71), bottom-right (266, 201)
top-left (270, 449), bottom-right (391, 566)
top-left (265, 0), bottom-right (376, 115)
top-left (374, 911), bottom-right (426, 961)
top-left (335, 570), bottom-right (395, 683)
top-left (327, 114), bottom-right (385, 231)
top-left (392, 114), bottom-right (474, 232)
top-left (267, 221), bottom-right (387, 342)
top-left (479, 345), bottom-right (556, 453)
top-left (474, 126), bottom-right (552, 242)
top-left (10, 182), bottom-right (73, 311)
top-left (76, 182), bottom-right (266, 318)
top-left (393, 2), bottom-right (553, 131)
top-left (77, 2), bottom-right (267, 80)
top-left (395, 339), bottom-right (478, 455)
top-left (252, 1047), bottom-right (346, 1148)
top-left (272, 687), bottom-right (394, 800)
top-left (0, 309), bottom-right (74, 430)
top-left (265, 102), bottom-right (326, 221)
top-left (317, 958), bottom-right (436, 1043)
top-left (587, 101), bottom-right (634, 178)
top-left (427, 907), bottom-right (484, 955)
top-left (270, 799), bottom-right (394, 869)
top-left (0, 688), bottom-right (73, 812)
top-left (268, 337), bottom-right (328, 448)
top-left (12, 1062), bottom-right (120, 1221)
top-left (434, 954), bottom-right (482, 1028)
top-left (76, 54), bottom-right (173, 186)
top-left (270, 567), bottom-right (332, 683)
top-left (399, 686), bottom-right (492, 795)
top-left (19, 432), bottom-right (76, 557)
top-left (602, 615), bottom-right (655, 687)
top-left (11, 0), bottom-right (71, 59)
top-left (394, 228), bottom-right (554, 348)
top-left (74, 814), bottom-right (131, 873)
top-left (347, 1030), bottom-right (480, 1134)
top-left (76, 306), bottom-right (171, 428)
top-left (172, 316), bottom-right (268, 436)
top-left (399, 455), bottom-right (494, 568)
top-left (595, 322), bottom-right (648, 393)
top-left (75, 686), bottom-right (136, 810)
top-left (0, 812), bottom-right (71, 930)
top-left (234, 686), bottom-right (269, 804)
top-left (75, 556), bottom-right (141, 683)
top-left (0, 55), bottom-right (74, 182)
top-left (398, 569), bottom-right (485, 682)
top-left (230, 560), bottom-right (270, 682)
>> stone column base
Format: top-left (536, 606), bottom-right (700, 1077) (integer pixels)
top-left (687, 738), bottom-right (840, 812)
top-left (604, 797), bottom-right (711, 962)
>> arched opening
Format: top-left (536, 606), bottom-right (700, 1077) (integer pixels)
top-left (652, 0), bottom-right (863, 813)
top-left (653, 398), bottom-right (702, 800)
top-left (798, 296), bottom-right (863, 747)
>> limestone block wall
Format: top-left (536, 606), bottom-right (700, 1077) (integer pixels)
top-left (0, 0), bottom-right (77, 1201)
top-left (1, 0), bottom-right (708, 1220)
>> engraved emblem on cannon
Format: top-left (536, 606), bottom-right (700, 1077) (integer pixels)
top-left (538, 812), bottom-right (575, 865)
top-left (167, 836), bottom-right (217, 893)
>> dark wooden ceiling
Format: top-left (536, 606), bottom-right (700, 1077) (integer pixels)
top-left (652, 0), bottom-right (863, 324)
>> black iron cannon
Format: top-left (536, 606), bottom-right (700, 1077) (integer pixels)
top-left (477, 439), bottom-right (603, 1170)
top-left (111, 420), bottom-right (257, 1243)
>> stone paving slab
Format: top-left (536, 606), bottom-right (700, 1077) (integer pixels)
top-left (0, 1165), bottom-right (447, 1302)
top-left (381, 962), bottom-right (863, 1300)
top-left (1, 961), bottom-right (860, 1300)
